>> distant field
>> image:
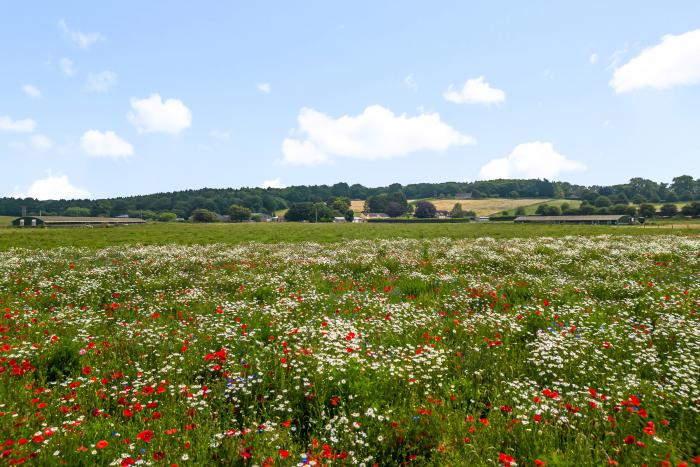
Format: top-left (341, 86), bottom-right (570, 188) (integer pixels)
top-left (353, 198), bottom-right (556, 216)
top-left (0, 221), bottom-right (695, 250)
top-left (350, 200), bottom-right (365, 213)
top-left (417, 198), bottom-right (554, 216)
top-left (0, 216), bottom-right (14, 227)
top-left (500, 199), bottom-right (583, 216)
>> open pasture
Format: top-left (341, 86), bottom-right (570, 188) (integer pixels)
top-left (417, 198), bottom-right (553, 216)
top-left (0, 221), bottom-right (695, 251)
top-left (350, 199), bottom-right (553, 216)
top-left (0, 235), bottom-right (698, 465)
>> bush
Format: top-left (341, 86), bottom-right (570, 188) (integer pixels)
top-left (659, 204), bottom-right (678, 217)
top-left (158, 212), bottom-right (178, 222)
top-left (414, 201), bottom-right (437, 219)
top-left (191, 208), bottom-right (219, 223)
top-left (229, 204), bottom-right (252, 222)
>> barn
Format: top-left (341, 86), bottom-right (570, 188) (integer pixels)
top-left (514, 215), bottom-right (632, 225)
top-left (11, 216), bottom-right (147, 228)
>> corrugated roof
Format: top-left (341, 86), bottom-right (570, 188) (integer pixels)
top-left (514, 215), bottom-right (627, 221)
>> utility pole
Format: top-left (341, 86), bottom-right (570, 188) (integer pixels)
top-left (315, 206), bottom-right (318, 223)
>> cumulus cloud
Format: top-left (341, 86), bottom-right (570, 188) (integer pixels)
top-left (478, 142), bottom-right (585, 180)
top-left (611, 29), bottom-right (700, 93)
top-left (87, 70), bottom-right (117, 92)
top-left (443, 76), bottom-right (506, 104)
top-left (11, 174), bottom-right (91, 200)
top-left (0, 116), bottom-right (36, 132)
top-left (80, 130), bottom-right (133, 158)
top-left (60, 58), bottom-right (76, 77)
top-left (58, 18), bottom-right (102, 49)
top-left (257, 83), bottom-right (271, 94)
top-left (281, 105), bottom-right (474, 166)
top-left (128, 94), bottom-right (192, 134)
top-left (262, 177), bottom-right (285, 189)
top-left (22, 84), bottom-right (42, 98)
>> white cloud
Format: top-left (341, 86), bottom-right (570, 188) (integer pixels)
top-left (58, 18), bottom-right (102, 49)
top-left (282, 138), bottom-right (330, 166)
top-left (0, 116), bottom-right (36, 132)
top-left (262, 177), bottom-right (285, 189)
top-left (8, 134), bottom-right (53, 153)
top-left (30, 134), bottom-right (53, 151)
top-left (128, 93), bottom-right (192, 134)
top-left (282, 105), bottom-right (474, 166)
top-left (404, 73), bottom-right (417, 90)
top-left (611, 29), bottom-right (700, 92)
top-left (86, 70), bottom-right (117, 92)
top-left (208, 129), bottom-right (231, 141)
top-left (257, 82), bottom-right (271, 94)
top-left (60, 58), bottom-right (76, 77)
top-left (478, 142), bottom-right (586, 180)
top-left (22, 84), bottom-right (42, 98)
top-left (589, 53), bottom-right (599, 65)
top-left (80, 130), bottom-right (133, 158)
top-left (11, 174), bottom-right (91, 200)
top-left (443, 76), bottom-right (506, 104)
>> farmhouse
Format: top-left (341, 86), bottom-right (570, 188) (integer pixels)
top-left (514, 215), bottom-right (632, 225)
top-left (12, 216), bottom-right (146, 228)
top-left (333, 217), bottom-right (347, 223)
top-left (365, 213), bottom-right (390, 219)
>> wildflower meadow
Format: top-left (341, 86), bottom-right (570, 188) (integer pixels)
top-left (0, 235), bottom-right (698, 466)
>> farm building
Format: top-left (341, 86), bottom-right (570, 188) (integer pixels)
top-left (12, 216), bottom-right (146, 228)
top-left (333, 217), bottom-right (347, 223)
top-left (365, 213), bottom-right (390, 219)
top-left (514, 215), bottom-right (632, 225)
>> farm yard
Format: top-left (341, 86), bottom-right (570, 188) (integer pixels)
top-left (0, 234), bottom-right (698, 466)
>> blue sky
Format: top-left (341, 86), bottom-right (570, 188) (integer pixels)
top-left (2, 1), bottom-right (699, 200)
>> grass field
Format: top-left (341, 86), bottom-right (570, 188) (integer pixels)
top-left (351, 198), bottom-right (558, 216)
top-left (0, 235), bottom-right (697, 466)
top-left (414, 198), bottom-right (555, 216)
top-left (499, 199), bottom-right (583, 216)
top-left (0, 221), bottom-right (697, 250)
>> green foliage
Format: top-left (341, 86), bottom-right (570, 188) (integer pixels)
top-left (229, 204), bottom-right (252, 222)
top-left (660, 203), bottom-right (678, 217)
top-left (284, 203), bottom-right (334, 222)
top-left (594, 195), bottom-right (611, 208)
top-left (191, 208), bottom-right (219, 223)
top-left (63, 206), bottom-right (91, 217)
top-left (414, 201), bottom-right (437, 218)
top-left (38, 343), bottom-right (81, 383)
top-left (158, 212), bottom-right (178, 222)
top-left (639, 203), bottom-right (656, 218)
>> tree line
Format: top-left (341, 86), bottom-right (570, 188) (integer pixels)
top-left (1, 175), bottom-right (697, 219)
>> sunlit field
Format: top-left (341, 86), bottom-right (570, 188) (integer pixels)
top-left (0, 234), bottom-right (698, 466)
top-left (0, 222), bottom-right (696, 251)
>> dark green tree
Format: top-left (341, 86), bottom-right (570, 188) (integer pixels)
top-left (191, 208), bottom-right (219, 223)
top-left (229, 204), bottom-right (252, 222)
top-left (414, 201), bottom-right (437, 218)
top-left (659, 204), bottom-right (678, 217)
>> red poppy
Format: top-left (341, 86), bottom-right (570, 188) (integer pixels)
top-left (96, 440), bottom-right (108, 449)
top-left (136, 430), bottom-right (154, 443)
